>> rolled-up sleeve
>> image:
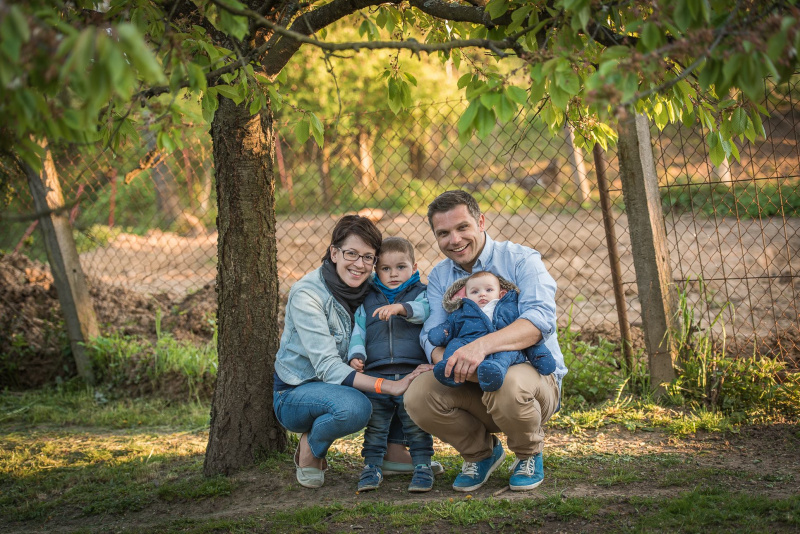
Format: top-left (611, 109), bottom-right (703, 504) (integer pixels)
top-left (290, 288), bottom-right (354, 384)
top-left (420, 269), bottom-right (448, 361)
top-left (515, 253), bottom-right (558, 343)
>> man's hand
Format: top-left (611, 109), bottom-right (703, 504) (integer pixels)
top-left (444, 340), bottom-right (487, 383)
top-left (373, 303), bottom-right (406, 321)
top-left (349, 359), bottom-right (364, 372)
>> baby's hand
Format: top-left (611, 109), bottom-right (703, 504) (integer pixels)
top-left (349, 359), bottom-right (364, 372)
top-left (373, 303), bottom-right (405, 321)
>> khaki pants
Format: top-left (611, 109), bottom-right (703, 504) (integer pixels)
top-left (404, 365), bottom-right (559, 461)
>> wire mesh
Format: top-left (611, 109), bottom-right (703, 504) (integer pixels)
top-left (2, 83), bottom-right (798, 368)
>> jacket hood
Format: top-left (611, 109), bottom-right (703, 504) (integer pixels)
top-left (441, 274), bottom-right (519, 313)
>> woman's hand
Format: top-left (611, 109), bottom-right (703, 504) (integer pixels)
top-left (384, 364), bottom-right (433, 396)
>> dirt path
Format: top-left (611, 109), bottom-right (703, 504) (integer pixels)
top-left (9, 423), bottom-right (800, 533)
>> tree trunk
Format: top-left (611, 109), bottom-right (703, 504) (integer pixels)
top-left (565, 123), bottom-right (592, 206)
top-left (316, 143), bottom-right (334, 204)
top-left (23, 139), bottom-right (99, 384)
top-left (357, 128), bottom-right (377, 191)
top-left (204, 97), bottom-right (287, 476)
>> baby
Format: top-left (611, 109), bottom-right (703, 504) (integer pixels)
top-left (430, 271), bottom-right (556, 391)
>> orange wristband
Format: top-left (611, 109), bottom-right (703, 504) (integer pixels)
top-left (374, 378), bottom-right (384, 394)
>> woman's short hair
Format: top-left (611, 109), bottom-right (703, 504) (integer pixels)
top-left (323, 215), bottom-right (383, 262)
top-left (426, 190), bottom-right (482, 229)
top-left (379, 236), bottom-right (415, 264)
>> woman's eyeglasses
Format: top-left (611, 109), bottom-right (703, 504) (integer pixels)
top-left (335, 246), bottom-right (377, 265)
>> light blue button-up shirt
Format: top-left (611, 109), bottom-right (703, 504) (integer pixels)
top-left (420, 233), bottom-right (568, 387)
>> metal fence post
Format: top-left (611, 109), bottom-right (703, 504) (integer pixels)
top-left (616, 111), bottom-right (678, 394)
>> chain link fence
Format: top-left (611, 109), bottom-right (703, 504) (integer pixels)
top-left (3, 83), bottom-right (798, 367)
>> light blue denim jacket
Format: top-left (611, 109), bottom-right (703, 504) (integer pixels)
top-left (274, 266), bottom-right (355, 385)
top-left (421, 233), bottom-right (568, 389)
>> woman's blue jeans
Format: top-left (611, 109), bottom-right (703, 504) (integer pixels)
top-left (273, 382), bottom-right (372, 459)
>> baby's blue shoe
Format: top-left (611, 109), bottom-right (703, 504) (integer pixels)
top-left (476, 360), bottom-right (506, 391)
top-left (433, 360), bottom-right (462, 388)
top-left (508, 453), bottom-right (544, 491)
top-left (525, 344), bottom-right (556, 376)
top-left (357, 464), bottom-right (383, 492)
top-left (452, 436), bottom-right (505, 492)
top-left (408, 464), bottom-right (434, 492)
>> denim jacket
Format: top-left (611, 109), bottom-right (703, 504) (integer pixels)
top-left (274, 266), bottom-right (355, 386)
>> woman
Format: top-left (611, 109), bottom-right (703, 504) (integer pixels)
top-left (273, 215), bottom-right (431, 488)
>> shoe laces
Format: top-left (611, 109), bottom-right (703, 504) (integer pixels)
top-left (515, 457), bottom-right (536, 476)
top-left (461, 461), bottom-right (479, 477)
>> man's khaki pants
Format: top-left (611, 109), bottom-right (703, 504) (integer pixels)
top-left (405, 364), bottom-right (559, 461)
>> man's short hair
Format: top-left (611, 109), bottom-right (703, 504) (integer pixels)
top-left (427, 190), bottom-right (482, 229)
top-left (379, 236), bottom-right (415, 263)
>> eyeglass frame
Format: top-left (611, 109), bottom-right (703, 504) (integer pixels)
top-left (332, 246), bottom-right (378, 265)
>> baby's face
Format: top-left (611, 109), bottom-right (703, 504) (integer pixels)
top-left (464, 276), bottom-right (504, 308)
top-left (376, 251), bottom-right (416, 288)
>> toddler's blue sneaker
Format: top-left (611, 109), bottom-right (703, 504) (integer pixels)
top-left (452, 436), bottom-right (505, 492)
top-left (357, 464), bottom-right (383, 492)
top-left (508, 453), bottom-right (544, 491)
top-left (408, 464), bottom-right (434, 492)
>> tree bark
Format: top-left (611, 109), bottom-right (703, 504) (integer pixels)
top-left (565, 123), bottom-right (592, 206)
top-left (204, 97), bottom-right (287, 476)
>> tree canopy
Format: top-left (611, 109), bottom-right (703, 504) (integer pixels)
top-left (2, 0), bottom-right (798, 171)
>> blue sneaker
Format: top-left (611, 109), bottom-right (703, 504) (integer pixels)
top-left (357, 464), bottom-right (383, 492)
top-left (408, 464), bottom-right (434, 492)
top-left (452, 436), bottom-right (506, 492)
top-left (508, 453), bottom-right (544, 491)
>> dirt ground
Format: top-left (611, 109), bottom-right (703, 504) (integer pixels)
top-left (6, 423), bottom-right (800, 533)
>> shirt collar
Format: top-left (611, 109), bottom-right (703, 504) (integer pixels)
top-left (453, 232), bottom-right (495, 276)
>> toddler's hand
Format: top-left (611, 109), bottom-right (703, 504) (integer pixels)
top-left (349, 359), bottom-right (364, 372)
top-left (373, 303), bottom-right (405, 321)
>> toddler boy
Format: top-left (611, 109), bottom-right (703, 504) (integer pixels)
top-left (348, 237), bottom-right (435, 493)
top-left (430, 271), bottom-right (556, 391)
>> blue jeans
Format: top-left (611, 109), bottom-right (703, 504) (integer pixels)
top-left (273, 381), bottom-right (372, 459)
top-left (362, 372), bottom-right (434, 466)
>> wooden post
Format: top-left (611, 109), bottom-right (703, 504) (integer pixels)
top-left (616, 112), bottom-right (677, 394)
top-left (24, 140), bottom-right (99, 384)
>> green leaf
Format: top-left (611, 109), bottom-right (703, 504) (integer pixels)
top-left (708, 132), bottom-right (725, 166)
top-left (486, 0), bottom-right (509, 20)
top-left (403, 72), bottom-right (418, 86)
top-left (479, 92), bottom-right (501, 109)
top-left (201, 90), bottom-right (219, 123)
top-left (188, 63), bottom-right (207, 92)
top-left (457, 73), bottom-right (472, 90)
top-left (309, 113), bottom-right (324, 147)
top-left (550, 85), bottom-right (569, 110)
top-left (506, 86), bottom-right (528, 106)
top-left (215, 84), bottom-right (243, 103)
top-left (457, 100), bottom-right (480, 134)
top-left (475, 105), bottom-right (496, 139)
top-left (730, 107), bottom-right (747, 135)
top-left (496, 94), bottom-right (517, 123)
top-left (116, 23), bottom-right (165, 83)
top-left (559, 71), bottom-right (580, 95)
top-left (641, 22), bottom-right (661, 51)
top-left (295, 119), bottom-right (311, 145)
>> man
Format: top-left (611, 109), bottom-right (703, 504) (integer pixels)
top-left (405, 190), bottom-right (568, 492)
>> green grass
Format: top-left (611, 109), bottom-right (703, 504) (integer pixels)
top-left (662, 180), bottom-right (800, 219)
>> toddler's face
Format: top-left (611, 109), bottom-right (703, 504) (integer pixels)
top-left (465, 276), bottom-right (505, 308)
top-left (376, 251), bottom-right (416, 288)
